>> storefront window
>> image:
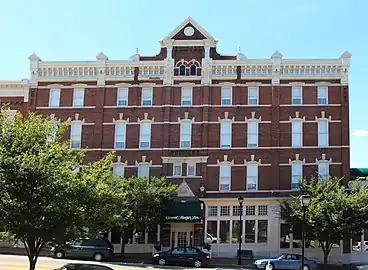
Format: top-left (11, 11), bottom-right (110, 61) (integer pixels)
top-left (280, 224), bottom-right (291, 248)
top-left (232, 220), bottom-right (241, 243)
top-left (148, 230), bottom-right (157, 244)
top-left (207, 221), bottom-right (217, 243)
top-left (219, 220), bottom-right (230, 243)
top-left (111, 227), bottom-right (121, 244)
top-left (292, 225), bottom-right (302, 248)
top-left (257, 220), bottom-right (268, 243)
top-left (245, 220), bottom-right (255, 243)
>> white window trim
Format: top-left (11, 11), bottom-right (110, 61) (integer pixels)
top-left (291, 161), bottom-right (303, 190)
top-left (247, 120), bottom-right (259, 148)
top-left (179, 120), bottom-right (192, 149)
top-left (246, 163), bottom-right (258, 191)
top-left (220, 120), bottom-right (232, 148)
top-left (219, 162), bottom-right (231, 192)
top-left (291, 119), bottom-right (303, 147)
top-left (49, 88), bottom-right (61, 107)
top-left (141, 88), bottom-right (153, 106)
top-left (113, 163), bottom-right (125, 177)
top-left (114, 121), bottom-right (127, 149)
top-left (291, 87), bottom-right (303, 105)
top-left (221, 87), bottom-right (232, 105)
top-left (187, 162), bottom-right (196, 177)
top-left (70, 121), bottom-right (82, 149)
top-left (173, 163), bottom-right (182, 177)
top-left (117, 88), bottom-right (129, 106)
top-left (73, 88), bottom-right (85, 107)
top-left (317, 119), bottom-right (329, 147)
top-left (137, 162), bottom-right (150, 178)
top-left (248, 87), bottom-right (259, 105)
top-left (139, 121), bottom-right (151, 149)
top-left (181, 87), bottom-right (193, 106)
top-left (317, 86), bottom-right (329, 105)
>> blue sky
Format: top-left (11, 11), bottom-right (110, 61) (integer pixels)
top-left (1, 0), bottom-right (367, 167)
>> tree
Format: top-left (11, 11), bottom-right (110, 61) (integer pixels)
top-left (0, 108), bottom-right (120, 270)
top-left (117, 176), bottom-right (178, 256)
top-left (280, 177), bottom-right (368, 264)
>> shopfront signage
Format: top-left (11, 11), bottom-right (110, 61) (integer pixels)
top-left (166, 215), bottom-right (201, 222)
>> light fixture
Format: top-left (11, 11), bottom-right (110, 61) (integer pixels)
top-left (238, 196), bottom-right (244, 205)
top-left (299, 194), bottom-right (311, 208)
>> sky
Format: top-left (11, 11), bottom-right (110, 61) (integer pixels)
top-left (0, 0), bottom-right (367, 167)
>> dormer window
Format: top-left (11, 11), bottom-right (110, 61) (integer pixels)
top-left (190, 65), bottom-right (196, 76)
top-left (179, 65), bottom-right (186, 76)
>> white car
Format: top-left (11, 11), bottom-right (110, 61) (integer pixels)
top-left (206, 233), bottom-right (218, 243)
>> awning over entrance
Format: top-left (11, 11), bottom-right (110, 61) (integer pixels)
top-left (350, 168), bottom-right (368, 179)
top-left (165, 201), bottom-right (202, 222)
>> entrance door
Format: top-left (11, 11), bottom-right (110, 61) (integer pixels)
top-left (177, 232), bottom-right (188, 247)
top-left (171, 230), bottom-right (193, 247)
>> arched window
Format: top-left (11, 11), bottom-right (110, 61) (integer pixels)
top-left (190, 65), bottom-right (197, 76)
top-left (179, 65), bottom-right (186, 76)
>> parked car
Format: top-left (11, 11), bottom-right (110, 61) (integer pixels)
top-left (54, 263), bottom-right (114, 270)
top-left (253, 253), bottom-right (317, 270)
top-left (206, 233), bottom-right (218, 243)
top-left (152, 246), bottom-right (210, 268)
top-left (50, 239), bottom-right (114, 261)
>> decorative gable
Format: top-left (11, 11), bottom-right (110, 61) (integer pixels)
top-left (178, 180), bottom-right (195, 197)
top-left (163, 17), bottom-right (215, 42)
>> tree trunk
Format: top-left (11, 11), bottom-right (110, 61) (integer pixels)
top-left (120, 238), bottom-right (125, 258)
top-left (323, 250), bottom-right (329, 265)
top-left (320, 241), bottom-right (332, 265)
top-left (23, 239), bottom-right (44, 270)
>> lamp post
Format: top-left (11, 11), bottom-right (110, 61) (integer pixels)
top-left (299, 194), bottom-right (311, 270)
top-left (237, 196), bottom-right (244, 265)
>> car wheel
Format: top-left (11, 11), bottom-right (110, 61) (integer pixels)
top-left (158, 258), bottom-right (166, 266)
top-left (55, 251), bottom-right (65, 259)
top-left (93, 253), bottom-right (104, 261)
top-left (301, 265), bottom-right (310, 270)
top-left (194, 259), bottom-right (202, 268)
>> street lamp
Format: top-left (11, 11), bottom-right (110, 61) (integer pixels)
top-left (237, 196), bottom-right (244, 265)
top-left (299, 194), bottom-right (311, 270)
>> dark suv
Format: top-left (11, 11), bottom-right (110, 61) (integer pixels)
top-left (51, 239), bottom-right (114, 261)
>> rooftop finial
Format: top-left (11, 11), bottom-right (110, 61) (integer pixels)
top-left (136, 48), bottom-right (139, 55)
top-left (237, 45), bottom-right (241, 54)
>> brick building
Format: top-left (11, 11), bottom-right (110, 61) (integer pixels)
top-left (0, 17), bottom-right (354, 263)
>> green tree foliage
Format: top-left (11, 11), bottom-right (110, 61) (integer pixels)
top-left (118, 176), bottom-right (178, 255)
top-left (280, 177), bottom-right (368, 264)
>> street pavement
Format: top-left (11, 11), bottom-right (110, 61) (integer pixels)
top-left (0, 254), bottom-right (249, 270)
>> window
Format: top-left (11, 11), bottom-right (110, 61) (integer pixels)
top-left (291, 162), bottom-right (303, 190)
top-left (180, 121), bottom-right (192, 148)
top-left (231, 220), bottom-right (241, 243)
top-left (220, 206), bottom-right (230, 216)
top-left (139, 122), bottom-right (151, 148)
top-left (187, 163), bottom-right (196, 176)
top-left (318, 87), bottom-right (328, 105)
top-left (173, 163), bottom-right (182, 177)
top-left (138, 163), bottom-right (149, 178)
top-left (73, 89), bottom-right (84, 107)
top-left (291, 119), bottom-right (303, 147)
top-left (179, 65), bottom-right (186, 76)
top-left (141, 88), bottom-right (153, 106)
top-left (258, 205), bottom-right (268, 216)
top-left (219, 220), bottom-right (230, 243)
top-left (113, 164), bottom-right (124, 177)
top-left (318, 119), bottom-right (329, 147)
top-left (247, 121), bottom-right (258, 147)
top-left (246, 164), bottom-right (258, 191)
top-left (219, 163), bottom-right (231, 191)
top-left (318, 161), bottom-right (329, 181)
top-left (257, 220), bottom-right (268, 243)
top-left (117, 88), bottom-right (128, 106)
top-left (190, 65), bottom-right (197, 76)
top-left (207, 206), bottom-right (218, 216)
top-left (248, 87), bottom-right (259, 105)
top-left (221, 87), bottom-right (232, 105)
top-left (114, 122), bottom-right (126, 149)
top-left (181, 88), bottom-right (192, 106)
top-left (245, 220), bottom-right (255, 243)
top-left (70, 122), bottom-right (82, 149)
top-left (245, 205), bottom-right (256, 216)
top-left (292, 87), bottom-right (302, 105)
top-left (232, 206), bottom-right (243, 216)
top-left (49, 89), bottom-right (60, 107)
top-left (220, 121), bottom-right (231, 148)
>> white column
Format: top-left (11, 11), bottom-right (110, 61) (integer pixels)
top-left (96, 52), bottom-right (108, 87)
top-left (28, 53), bottom-right (41, 87)
top-left (271, 51), bottom-right (282, 85)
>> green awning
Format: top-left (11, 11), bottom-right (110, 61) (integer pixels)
top-left (350, 168), bottom-right (368, 179)
top-left (166, 202), bottom-right (202, 222)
